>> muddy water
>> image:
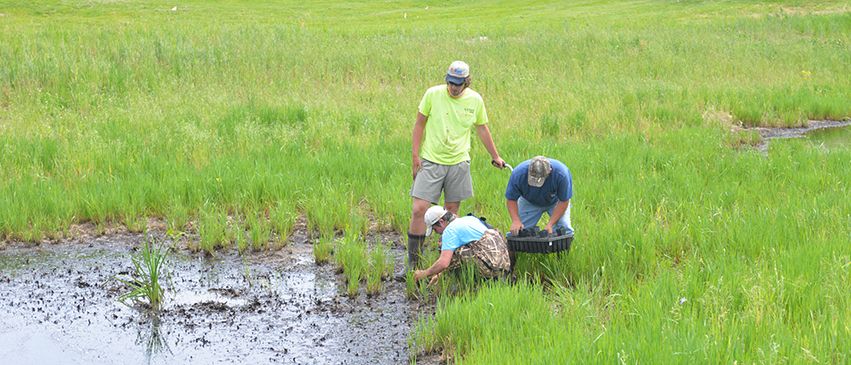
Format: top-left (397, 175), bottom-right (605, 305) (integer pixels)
top-left (0, 233), bottom-right (435, 364)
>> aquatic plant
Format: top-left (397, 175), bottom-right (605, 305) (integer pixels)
top-left (109, 233), bottom-right (172, 309)
top-left (247, 213), bottom-right (271, 251)
top-left (366, 237), bottom-right (391, 295)
top-left (335, 226), bottom-right (367, 297)
top-left (313, 234), bottom-right (334, 265)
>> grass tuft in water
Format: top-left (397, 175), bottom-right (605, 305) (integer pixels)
top-left (313, 233), bottom-right (334, 265)
top-left (366, 237), bottom-right (391, 295)
top-left (108, 232), bottom-right (172, 309)
top-left (335, 225), bottom-right (368, 297)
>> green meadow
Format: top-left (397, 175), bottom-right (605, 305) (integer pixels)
top-left (2, 0), bottom-right (851, 363)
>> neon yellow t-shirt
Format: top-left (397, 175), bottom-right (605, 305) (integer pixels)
top-left (417, 85), bottom-right (489, 165)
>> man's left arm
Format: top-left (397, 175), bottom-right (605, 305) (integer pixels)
top-left (414, 250), bottom-right (453, 280)
top-left (544, 200), bottom-right (570, 233)
top-left (474, 124), bottom-right (505, 169)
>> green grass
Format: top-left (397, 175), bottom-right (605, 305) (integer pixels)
top-left (3, 0), bottom-right (851, 362)
top-left (367, 236), bottom-right (392, 295)
top-left (335, 226), bottom-right (368, 297)
top-left (107, 232), bottom-right (172, 309)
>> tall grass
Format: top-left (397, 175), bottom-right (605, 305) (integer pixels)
top-left (2, 1), bottom-right (851, 362)
top-left (335, 226), bottom-right (367, 297)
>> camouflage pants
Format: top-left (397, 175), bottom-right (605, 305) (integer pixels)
top-left (446, 229), bottom-right (511, 278)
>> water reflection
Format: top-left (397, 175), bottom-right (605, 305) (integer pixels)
top-left (137, 316), bottom-right (172, 364)
top-left (806, 125), bottom-right (851, 150)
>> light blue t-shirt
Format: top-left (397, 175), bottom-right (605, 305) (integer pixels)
top-left (440, 216), bottom-right (488, 251)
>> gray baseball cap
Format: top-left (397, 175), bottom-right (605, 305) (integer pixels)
top-left (445, 60), bottom-right (469, 84)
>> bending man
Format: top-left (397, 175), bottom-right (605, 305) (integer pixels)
top-left (413, 206), bottom-right (510, 283)
top-left (505, 156), bottom-right (574, 236)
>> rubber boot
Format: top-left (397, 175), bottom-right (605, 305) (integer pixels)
top-left (394, 233), bottom-right (426, 282)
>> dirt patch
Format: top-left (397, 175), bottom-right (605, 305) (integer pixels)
top-left (0, 227), bottom-right (444, 364)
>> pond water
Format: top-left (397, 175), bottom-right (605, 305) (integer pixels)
top-left (805, 125), bottom-right (851, 150)
top-left (0, 233), bottom-right (434, 364)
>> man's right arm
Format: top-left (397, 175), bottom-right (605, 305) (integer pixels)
top-left (412, 111), bottom-right (428, 180)
top-left (507, 199), bottom-right (523, 236)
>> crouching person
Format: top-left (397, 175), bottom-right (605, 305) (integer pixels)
top-left (413, 206), bottom-right (511, 283)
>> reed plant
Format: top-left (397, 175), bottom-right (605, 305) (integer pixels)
top-left (366, 236), bottom-right (392, 295)
top-left (313, 234), bottom-right (334, 265)
top-left (108, 233), bottom-right (172, 309)
top-left (335, 225), bottom-right (368, 297)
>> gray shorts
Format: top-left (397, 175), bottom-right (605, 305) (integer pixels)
top-left (409, 159), bottom-right (473, 204)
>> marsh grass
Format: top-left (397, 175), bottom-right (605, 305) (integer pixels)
top-left (366, 237), bottom-right (391, 295)
top-left (335, 226), bottom-right (367, 297)
top-left (3, 1), bottom-right (851, 362)
top-left (270, 201), bottom-right (297, 248)
top-left (108, 233), bottom-right (172, 309)
top-left (313, 234), bottom-right (334, 265)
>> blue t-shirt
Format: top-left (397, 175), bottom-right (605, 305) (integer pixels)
top-left (504, 158), bottom-right (573, 206)
top-left (441, 216), bottom-right (488, 251)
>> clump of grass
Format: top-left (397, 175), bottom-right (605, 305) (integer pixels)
top-left (335, 225), bottom-right (367, 297)
top-left (729, 128), bottom-right (763, 149)
top-left (270, 202), bottom-right (296, 248)
top-left (165, 202), bottom-right (189, 233)
top-left (198, 206), bottom-right (226, 254)
top-left (407, 248), bottom-right (441, 301)
top-left (366, 237), bottom-right (392, 295)
top-left (540, 114), bottom-right (561, 138)
top-left (247, 213), bottom-right (271, 251)
top-left (313, 234), bottom-right (334, 265)
top-left (108, 232), bottom-right (172, 309)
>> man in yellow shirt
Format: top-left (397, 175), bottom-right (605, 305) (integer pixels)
top-left (396, 60), bottom-right (506, 281)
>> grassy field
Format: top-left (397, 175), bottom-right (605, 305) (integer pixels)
top-left (2, 0), bottom-right (851, 363)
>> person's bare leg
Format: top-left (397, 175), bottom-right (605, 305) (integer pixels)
top-left (408, 197), bottom-right (432, 235)
top-left (444, 201), bottom-right (461, 216)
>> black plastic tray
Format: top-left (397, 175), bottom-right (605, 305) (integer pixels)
top-left (506, 227), bottom-right (573, 254)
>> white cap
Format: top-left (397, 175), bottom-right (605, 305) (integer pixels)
top-left (424, 206), bottom-right (448, 236)
top-left (445, 60), bottom-right (470, 84)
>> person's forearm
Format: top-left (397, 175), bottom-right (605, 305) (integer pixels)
top-left (507, 200), bottom-right (521, 223)
top-left (419, 252), bottom-right (451, 278)
top-left (546, 200), bottom-right (570, 230)
top-left (412, 112), bottom-right (428, 158)
top-left (421, 261), bottom-right (446, 277)
top-left (475, 124), bottom-right (500, 160)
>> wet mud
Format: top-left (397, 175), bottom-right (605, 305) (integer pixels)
top-left (0, 228), bottom-right (442, 364)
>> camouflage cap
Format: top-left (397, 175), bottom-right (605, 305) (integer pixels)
top-left (528, 156), bottom-right (551, 187)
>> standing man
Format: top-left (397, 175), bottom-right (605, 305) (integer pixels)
top-left (505, 156), bottom-right (573, 237)
top-left (413, 206), bottom-right (510, 284)
top-left (396, 60), bottom-right (506, 281)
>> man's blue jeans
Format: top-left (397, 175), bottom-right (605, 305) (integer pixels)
top-left (517, 196), bottom-right (573, 235)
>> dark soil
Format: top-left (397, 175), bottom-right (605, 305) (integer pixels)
top-left (0, 224), bottom-right (443, 364)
